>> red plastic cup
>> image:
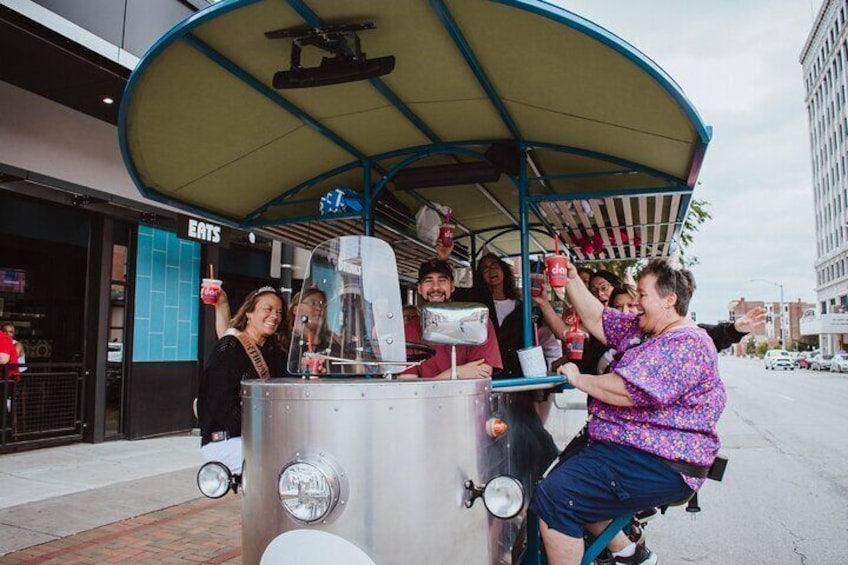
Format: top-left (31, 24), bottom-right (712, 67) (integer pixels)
top-left (545, 254), bottom-right (569, 288)
top-left (565, 330), bottom-right (585, 360)
top-left (530, 272), bottom-right (546, 297)
top-left (437, 223), bottom-right (455, 247)
top-left (200, 278), bottom-right (222, 305)
top-left (301, 353), bottom-right (324, 374)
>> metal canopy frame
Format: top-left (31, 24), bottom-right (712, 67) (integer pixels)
top-left (118, 0), bottom-right (712, 319)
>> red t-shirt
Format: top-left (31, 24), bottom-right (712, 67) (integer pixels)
top-left (403, 317), bottom-right (502, 378)
top-left (0, 332), bottom-right (19, 382)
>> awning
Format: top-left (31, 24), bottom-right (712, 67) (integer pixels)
top-left (119, 0), bottom-right (711, 278)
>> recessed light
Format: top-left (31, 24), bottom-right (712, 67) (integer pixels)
top-left (102, 97), bottom-right (114, 105)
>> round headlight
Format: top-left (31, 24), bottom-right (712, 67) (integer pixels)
top-left (483, 476), bottom-right (524, 519)
top-left (278, 459), bottom-right (340, 523)
top-left (197, 462), bottom-right (232, 499)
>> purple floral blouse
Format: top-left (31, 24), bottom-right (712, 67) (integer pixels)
top-left (588, 308), bottom-right (726, 490)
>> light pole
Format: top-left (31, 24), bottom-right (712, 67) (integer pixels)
top-left (750, 279), bottom-right (785, 347)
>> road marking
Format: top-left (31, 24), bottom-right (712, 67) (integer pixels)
top-left (778, 394), bottom-right (795, 402)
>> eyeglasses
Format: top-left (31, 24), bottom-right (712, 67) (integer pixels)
top-left (479, 263), bottom-right (501, 273)
top-left (591, 282), bottom-right (613, 296)
top-left (301, 299), bottom-right (325, 309)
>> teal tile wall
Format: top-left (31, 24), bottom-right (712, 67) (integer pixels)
top-left (133, 225), bottom-right (200, 361)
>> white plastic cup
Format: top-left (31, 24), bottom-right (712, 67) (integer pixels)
top-left (517, 345), bottom-right (547, 377)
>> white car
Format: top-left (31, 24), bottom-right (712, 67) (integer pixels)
top-left (108, 342), bottom-right (123, 364)
top-left (831, 353), bottom-right (848, 372)
top-left (763, 349), bottom-right (794, 370)
top-left (810, 353), bottom-right (834, 371)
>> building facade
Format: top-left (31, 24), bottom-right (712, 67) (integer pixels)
top-left (727, 297), bottom-right (815, 351)
top-left (801, 0), bottom-right (848, 354)
top-left (0, 0), bottom-right (295, 451)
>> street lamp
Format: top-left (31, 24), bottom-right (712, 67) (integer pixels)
top-left (750, 279), bottom-right (785, 347)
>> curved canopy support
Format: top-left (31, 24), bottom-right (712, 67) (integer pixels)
top-left (119, 0), bottom-right (711, 275)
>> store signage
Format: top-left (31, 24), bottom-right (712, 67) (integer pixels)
top-left (177, 215), bottom-right (231, 247)
top-left (799, 312), bottom-right (848, 335)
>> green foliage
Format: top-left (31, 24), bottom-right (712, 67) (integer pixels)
top-left (677, 199), bottom-right (711, 267)
top-left (755, 342), bottom-right (769, 357)
top-left (745, 338), bottom-right (757, 355)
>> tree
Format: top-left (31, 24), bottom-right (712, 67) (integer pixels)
top-left (676, 199), bottom-right (711, 267)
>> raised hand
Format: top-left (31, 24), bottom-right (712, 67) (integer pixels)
top-left (735, 306), bottom-right (766, 334)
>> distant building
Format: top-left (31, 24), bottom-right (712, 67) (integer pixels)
top-left (727, 297), bottom-right (815, 351)
top-left (801, 0), bottom-right (848, 353)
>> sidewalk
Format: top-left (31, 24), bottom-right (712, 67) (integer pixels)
top-left (0, 434), bottom-right (242, 563)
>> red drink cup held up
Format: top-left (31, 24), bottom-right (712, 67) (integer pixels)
top-left (437, 223), bottom-right (455, 248)
top-left (200, 278), bottom-right (222, 305)
top-left (530, 272), bottom-right (546, 297)
top-left (545, 254), bottom-right (569, 289)
top-left (565, 329), bottom-right (585, 361)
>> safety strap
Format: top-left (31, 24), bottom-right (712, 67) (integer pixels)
top-left (236, 332), bottom-right (270, 380)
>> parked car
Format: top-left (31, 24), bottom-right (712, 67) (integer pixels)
top-left (810, 353), bottom-right (834, 371)
top-left (797, 352), bottom-right (813, 369)
top-left (831, 353), bottom-right (848, 372)
top-left (108, 342), bottom-right (123, 363)
top-left (763, 349), bottom-right (795, 370)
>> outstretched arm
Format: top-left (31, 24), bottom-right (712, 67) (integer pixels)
top-left (557, 362), bottom-right (633, 407)
top-left (213, 289), bottom-right (232, 339)
top-left (533, 261), bottom-right (605, 344)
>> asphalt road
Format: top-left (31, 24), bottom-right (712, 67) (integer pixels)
top-left (638, 355), bottom-right (848, 564)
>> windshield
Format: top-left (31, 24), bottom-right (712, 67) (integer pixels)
top-left (287, 236), bottom-right (406, 376)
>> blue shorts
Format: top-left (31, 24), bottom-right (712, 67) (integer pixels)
top-left (530, 440), bottom-right (693, 538)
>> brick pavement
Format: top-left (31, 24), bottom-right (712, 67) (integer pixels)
top-left (0, 497), bottom-right (242, 565)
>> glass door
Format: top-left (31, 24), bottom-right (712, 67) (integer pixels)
top-left (105, 239), bottom-right (128, 439)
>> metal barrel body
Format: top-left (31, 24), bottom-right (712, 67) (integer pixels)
top-left (241, 377), bottom-right (496, 564)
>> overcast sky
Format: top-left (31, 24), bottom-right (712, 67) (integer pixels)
top-left (558, 0), bottom-right (822, 323)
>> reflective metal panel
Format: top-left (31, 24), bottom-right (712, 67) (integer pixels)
top-left (241, 378), bottom-right (496, 564)
top-left (421, 302), bottom-right (489, 346)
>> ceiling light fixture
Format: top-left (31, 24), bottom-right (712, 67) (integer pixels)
top-left (102, 97), bottom-right (114, 105)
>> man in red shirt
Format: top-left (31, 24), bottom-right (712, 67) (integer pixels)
top-left (0, 330), bottom-right (19, 382)
top-left (402, 259), bottom-right (502, 379)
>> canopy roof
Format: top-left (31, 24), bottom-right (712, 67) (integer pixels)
top-left (120, 0), bottom-right (711, 278)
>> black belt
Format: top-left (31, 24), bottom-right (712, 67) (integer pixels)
top-left (664, 458), bottom-right (710, 478)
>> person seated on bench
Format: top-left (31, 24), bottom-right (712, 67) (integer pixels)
top-left (530, 259), bottom-right (726, 565)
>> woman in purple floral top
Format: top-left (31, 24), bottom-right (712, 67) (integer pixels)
top-left (530, 259), bottom-right (725, 565)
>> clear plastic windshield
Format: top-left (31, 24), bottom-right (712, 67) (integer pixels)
top-left (287, 236), bottom-right (406, 376)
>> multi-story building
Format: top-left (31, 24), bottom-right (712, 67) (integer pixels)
top-left (801, 0), bottom-right (848, 353)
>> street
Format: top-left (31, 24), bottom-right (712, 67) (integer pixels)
top-left (638, 356), bottom-right (848, 564)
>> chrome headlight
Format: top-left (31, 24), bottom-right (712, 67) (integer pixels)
top-left (197, 461), bottom-right (233, 499)
top-left (278, 455), bottom-right (344, 524)
top-left (483, 476), bottom-right (524, 519)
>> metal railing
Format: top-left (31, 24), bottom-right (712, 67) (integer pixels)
top-left (1, 363), bottom-right (86, 449)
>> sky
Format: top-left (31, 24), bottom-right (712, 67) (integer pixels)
top-left (558, 0), bottom-right (822, 323)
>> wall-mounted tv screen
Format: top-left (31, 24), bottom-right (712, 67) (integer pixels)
top-left (0, 269), bottom-right (26, 294)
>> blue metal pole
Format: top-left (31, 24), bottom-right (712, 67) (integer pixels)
top-left (363, 162), bottom-right (373, 236)
top-left (518, 144), bottom-right (533, 349)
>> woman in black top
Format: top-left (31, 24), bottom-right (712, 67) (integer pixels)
top-left (198, 287), bottom-right (290, 473)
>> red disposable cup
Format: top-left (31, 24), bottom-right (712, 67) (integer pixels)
top-left (301, 354), bottom-right (324, 374)
top-left (565, 330), bottom-right (585, 360)
top-left (545, 254), bottom-right (569, 288)
top-left (437, 223), bottom-right (455, 247)
top-left (530, 272), bottom-right (546, 297)
top-left (200, 278), bottom-right (222, 305)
